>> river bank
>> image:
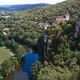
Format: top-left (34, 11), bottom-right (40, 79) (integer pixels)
top-left (3, 44), bottom-right (39, 80)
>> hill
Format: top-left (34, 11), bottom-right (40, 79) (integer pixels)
top-left (13, 0), bottom-right (80, 22)
top-left (0, 3), bottom-right (49, 11)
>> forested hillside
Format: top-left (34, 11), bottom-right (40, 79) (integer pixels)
top-left (13, 0), bottom-right (80, 22)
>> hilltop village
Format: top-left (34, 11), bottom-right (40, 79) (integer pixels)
top-left (37, 12), bottom-right (70, 28)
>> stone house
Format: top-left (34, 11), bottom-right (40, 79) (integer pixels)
top-left (55, 12), bottom-right (70, 23)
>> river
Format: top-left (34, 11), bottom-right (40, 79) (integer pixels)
top-left (4, 48), bottom-right (39, 80)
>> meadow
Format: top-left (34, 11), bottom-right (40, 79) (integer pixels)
top-left (0, 46), bottom-right (14, 64)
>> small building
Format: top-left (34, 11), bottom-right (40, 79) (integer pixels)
top-left (56, 12), bottom-right (70, 23)
top-left (3, 28), bottom-right (9, 31)
top-left (38, 22), bottom-right (50, 28)
top-left (3, 32), bottom-right (8, 35)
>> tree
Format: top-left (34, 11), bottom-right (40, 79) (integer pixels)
top-left (15, 45), bottom-right (25, 60)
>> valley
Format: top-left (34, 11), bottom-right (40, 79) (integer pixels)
top-left (0, 0), bottom-right (80, 80)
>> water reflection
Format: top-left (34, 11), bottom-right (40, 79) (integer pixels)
top-left (4, 64), bottom-right (29, 80)
top-left (14, 70), bottom-right (29, 80)
top-left (23, 50), bottom-right (39, 79)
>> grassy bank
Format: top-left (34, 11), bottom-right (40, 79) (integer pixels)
top-left (0, 46), bottom-right (14, 64)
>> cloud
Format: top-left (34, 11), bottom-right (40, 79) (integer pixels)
top-left (0, 0), bottom-right (65, 5)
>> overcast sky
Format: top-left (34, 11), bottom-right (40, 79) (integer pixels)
top-left (0, 0), bottom-right (65, 5)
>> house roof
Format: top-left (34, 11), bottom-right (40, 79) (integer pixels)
top-left (56, 16), bottom-right (65, 19)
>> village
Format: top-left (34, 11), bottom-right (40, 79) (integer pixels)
top-left (38, 12), bottom-right (70, 27)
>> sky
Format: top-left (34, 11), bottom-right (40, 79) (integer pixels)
top-left (0, 0), bottom-right (65, 5)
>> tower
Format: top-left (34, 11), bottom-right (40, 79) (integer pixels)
top-left (65, 12), bottom-right (70, 21)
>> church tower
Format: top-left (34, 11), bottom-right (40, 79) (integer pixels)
top-left (65, 12), bottom-right (70, 21)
